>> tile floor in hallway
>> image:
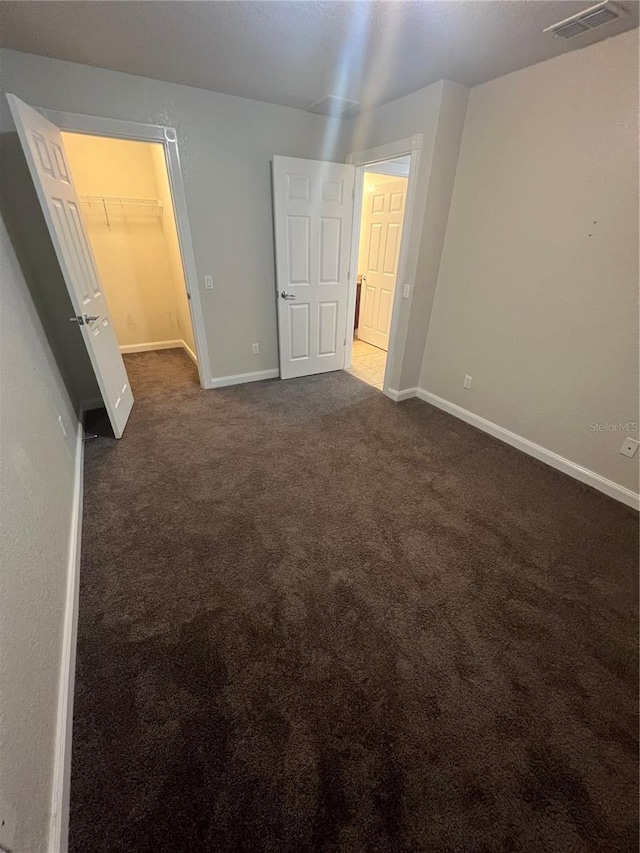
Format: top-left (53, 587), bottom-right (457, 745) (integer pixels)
top-left (346, 337), bottom-right (387, 389)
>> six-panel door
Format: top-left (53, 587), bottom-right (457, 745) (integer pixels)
top-left (358, 177), bottom-right (407, 351)
top-left (273, 156), bottom-right (355, 380)
top-left (7, 93), bottom-right (133, 437)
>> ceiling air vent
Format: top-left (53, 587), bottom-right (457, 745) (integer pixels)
top-left (543, 1), bottom-right (625, 39)
top-left (308, 95), bottom-right (360, 119)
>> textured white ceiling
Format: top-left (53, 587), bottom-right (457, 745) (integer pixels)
top-left (1, 1), bottom-right (637, 114)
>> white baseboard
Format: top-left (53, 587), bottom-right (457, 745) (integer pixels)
top-left (210, 368), bottom-right (280, 389)
top-left (120, 339), bottom-right (198, 366)
top-left (416, 389), bottom-right (639, 510)
top-left (119, 340), bottom-right (183, 354)
top-left (49, 422), bottom-right (85, 853)
top-left (182, 340), bottom-right (198, 365)
top-left (386, 386), bottom-right (418, 402)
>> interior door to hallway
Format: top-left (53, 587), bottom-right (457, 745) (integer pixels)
top-left (272, 155), bottom-right (355, 380)
top-left (358, 177), bottom-right (407, 352)
top-left (7, 93), bottom-right (133, 438)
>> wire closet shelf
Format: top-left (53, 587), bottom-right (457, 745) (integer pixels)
top-left (79, 195), bottom-right (164, 228)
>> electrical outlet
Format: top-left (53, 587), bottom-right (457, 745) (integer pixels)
top-left (252, 343), bottom-right (260, 355)
top-left (402, 283), bottom-right (411, 299)
top-left (619, 437), bottom-right (639, 458)
top-left (0, 799), bottom-right (17, 852)
top-left (204, 275), bottom-right (214, 290)
top-left (463, 375), bottom-right (472, 390)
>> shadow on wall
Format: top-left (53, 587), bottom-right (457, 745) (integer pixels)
top-left (0, 131), bottom-right (100, 410)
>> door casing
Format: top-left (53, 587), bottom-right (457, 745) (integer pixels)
top-left (40, 107), bottom-right (213, 390)
top-left (345, 135), bottom-right (422, 398)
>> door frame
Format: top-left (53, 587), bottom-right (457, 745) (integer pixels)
top-left (345, 135), bottom-right (422, 398)
top-left (40, 107), bottom-right (213, 389)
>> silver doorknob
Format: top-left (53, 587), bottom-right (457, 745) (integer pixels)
top-left (69, 314), bottom-right (101, 325)
top-left (280, 291), bottom-right (296, 300)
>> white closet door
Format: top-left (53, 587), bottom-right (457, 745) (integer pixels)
top-left (7, 93), bottom-right (133, 438)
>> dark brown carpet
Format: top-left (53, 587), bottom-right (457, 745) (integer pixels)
top-left (71, 349), bottom-right (639, 853)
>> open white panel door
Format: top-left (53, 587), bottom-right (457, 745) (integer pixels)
top-left (7, 94), bottom-right (133, 438)
top-left (273, 156), bottom-right (355, 379)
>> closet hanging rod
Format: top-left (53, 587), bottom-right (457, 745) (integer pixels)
top-left (79, 195), bottom-right (163, 208)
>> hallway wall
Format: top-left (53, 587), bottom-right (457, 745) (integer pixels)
top-left (61, 133), bottom-right (194, 353)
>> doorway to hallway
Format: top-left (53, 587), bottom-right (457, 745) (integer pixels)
top-left (347, 155), bottom-right (410, 390)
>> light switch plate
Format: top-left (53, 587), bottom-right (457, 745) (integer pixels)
top-left (204, 275), bottom-right (214, 290)
top-left (402, 284), bottom-right (411, 299)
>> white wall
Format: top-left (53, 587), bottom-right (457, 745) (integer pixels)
top-left (0, 211), bottom-right (79, 852)
top-left (343, 79), bottom-right (469, 391)
top-left (0, 48), bottom-right (346, 387)
top-left (61, 132), bottom-right (194, 352)
top-left (421, 30), bottom-right (639, 495)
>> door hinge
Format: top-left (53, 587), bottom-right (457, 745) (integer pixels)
top-left (69, 314), bottom-right (100, 325)
top-left (186, 291), bottom-right (191, 300)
